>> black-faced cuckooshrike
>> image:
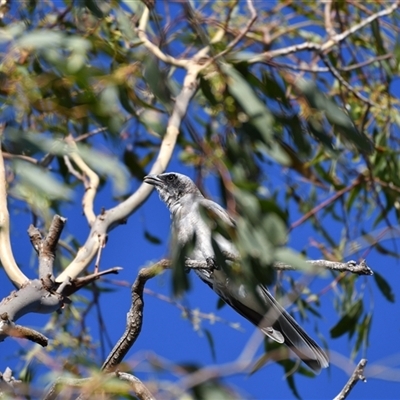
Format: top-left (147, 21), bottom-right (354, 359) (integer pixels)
top-left (144, 172), bottom-right (329, 373)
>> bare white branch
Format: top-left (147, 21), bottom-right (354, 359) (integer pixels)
top-left (0, 131), bottom-right (29, 288)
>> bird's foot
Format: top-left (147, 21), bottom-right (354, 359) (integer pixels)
top-left (206, 257), bottom-right (219, 271)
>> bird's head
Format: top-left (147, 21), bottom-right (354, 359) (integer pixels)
top-left (144, 172), bottom-right (202, 210)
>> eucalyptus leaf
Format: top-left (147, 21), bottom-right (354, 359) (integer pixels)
top-left (298, 79), bottom-right (374, 154)
top-left (221, 63), bottom-right (274, 145)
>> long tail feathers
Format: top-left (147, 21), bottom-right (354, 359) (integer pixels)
top-left (258, 286), bottom-right (329, 373)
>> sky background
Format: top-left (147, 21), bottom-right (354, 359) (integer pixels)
top-left (1, 1), bottom-right (400, 400)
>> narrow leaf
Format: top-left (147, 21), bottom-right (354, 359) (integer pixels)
top-left (374, 271), bottom-right (395, 303)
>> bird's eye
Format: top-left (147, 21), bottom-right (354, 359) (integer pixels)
top-left (167, 174), bottom-right (176, 181)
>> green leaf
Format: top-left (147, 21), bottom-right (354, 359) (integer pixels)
top-left (84, 0), bottom-right (105, 18)
top-left (115, 8), bottom-right (137, 41)
top-left (12, 160), bottom-right (73, 202)
top-left (16, 30), bottom-right (64, 50)
top-left (298, 79), bottom-right (374, 154)
top-left (330, 299), bottom-right (363, 338)
top-left (216, 297), bottom-right (226, 310)
top-left (76, 143), bottom-right (129, 194)
top-left (143, 56), bottom-right (173, 110)
top-left (144, 230), bottom-right (162, 245)
top-left (353, 313), bottom-right (372, 357)
top-left (371, 20), bottom-right (385, 55)
top-left (262, 214), bottom-right (287, 247)
top-left (123, 149), bottom-right (146, 180)
top-left (171, 234), bottom-right (195, 297)
top-left (286, 373), bottom-right (302, 400)
top-left (204, 329), bottom-right (217, 362)
top-left (261, 71), bottom-right (290, 107)
top-left (221, 63), bottom-right (274, 145)
top-left (374, 271), bottom-right (395, 303)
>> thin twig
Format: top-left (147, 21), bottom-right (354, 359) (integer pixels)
top-left (319, 52), bottom-right (377, 107)
top-left (213, 0), bottom-right (257, 61)
top-left (290, 175), bottom-right (364, 231)
top-left (269, 53), bottom-right (392, 73)
top-left (275, 259), bottom-right (373, 276)
top-left (248, 2), bottom-right (399, 63)
top-left (333, 359), bottom-right (368, 400)
top-left (74, 127), bottom-right (107, 142)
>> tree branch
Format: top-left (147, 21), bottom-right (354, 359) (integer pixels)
top-left (0, 131), bottom-right (29, 288)
top-left (136, 6), bottom-right (188, 68)
top-left (28, 215), bottom-right (66, 279)
top-left (116, 372), bottom-right (155, 400)
top-left (270, 53), bottom-right (393, 74)
top-left (319, 51), bottom-right (377, 107)
top-left (333, 359), bottom-right (368, 400)
top-left (290, 175), bottom-right (364, 231)
top-left (65, 136), bottom-right (100, 227)
top-left (275, 259), bottom-right (373, 276)
top-left (248, 2), bottom-right (399, 63)
top-left (0, 316), bottom-right (48, 346)
top-left (101, 260), bottom-right (169, 371)
top-left (0, 280), bottom-right (63, 342)
top-left (0, 368), bottom-right (21, 398)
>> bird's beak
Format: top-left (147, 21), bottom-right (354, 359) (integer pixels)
top-left (144, 174), bottom-right (163, 187)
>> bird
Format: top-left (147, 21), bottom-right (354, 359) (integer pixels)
top-left (144, 172), bottom-right (329, 373)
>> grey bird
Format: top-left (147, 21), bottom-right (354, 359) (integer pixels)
top-left (144, 172), bottom-right (329, 373)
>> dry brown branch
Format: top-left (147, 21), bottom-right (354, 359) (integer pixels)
top-left (290, 175), bottom-right (364, 230)
top-left (101, 260), bottom-right (170, 371)
top-left (3, 322), bottom-right (48, 347)
top-left (333, 359), bottom-right (368, 400)
top-left (58, 268), bottom-right (122, 297)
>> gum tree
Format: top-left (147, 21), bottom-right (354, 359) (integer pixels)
top-left (0, 1), bottom-right (399, 399)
